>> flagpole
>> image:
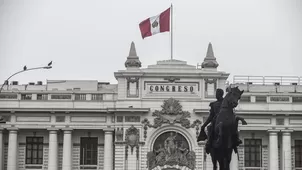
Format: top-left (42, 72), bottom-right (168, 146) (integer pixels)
top-left (170, 4), bottom-right (173, 60)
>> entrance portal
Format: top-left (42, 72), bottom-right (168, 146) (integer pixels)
top-left (147, 131), bottom-right (196, 170)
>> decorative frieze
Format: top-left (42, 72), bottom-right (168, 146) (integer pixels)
top-left (70, 116), bottom-right (106, 122)
top-left (125, 116), bottom-right (140, 122)
top-left (0, 93), bottom-right (18, 99)
top-left (163, 77), bottom-right (180, 83)
top-left (269, 96), bottom-right (290, 102)
top-left (51, 94), bottom-right (72, 100)
top-left (16, 116), bottom-right (51, 122)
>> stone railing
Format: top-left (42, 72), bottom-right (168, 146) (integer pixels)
top-left (233, 75), bottom-right (302, 85)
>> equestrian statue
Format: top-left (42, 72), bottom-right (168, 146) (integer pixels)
top-left (197, 87), bottom-right (247, 170)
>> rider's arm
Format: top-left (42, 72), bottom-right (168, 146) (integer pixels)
top-left (201, 104), bottom-right (215, 129)
top-left (236, 116), bottom-right (247, 125)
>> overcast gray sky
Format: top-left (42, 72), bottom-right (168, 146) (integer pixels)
top-left (0, 0), bottom-right (301, 84)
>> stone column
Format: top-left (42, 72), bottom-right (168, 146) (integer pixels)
top-left (268, 130), bottom-right (279, 170)
top-left (0, 128), bottom-right (4, 170)
top-left (62, 128), bottom-right (73, 170)
top-left (103, 128), bottom-right (114, 170)
top-left (282, 130), bottom-right (293, 170)
top-left (7, 128), bottom-right (18, 170)
top-left (230, 150), bottom-right (239, 170)
top-left (48, 128), bottom-right (58, 170)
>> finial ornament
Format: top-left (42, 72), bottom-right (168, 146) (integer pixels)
top-left (125, 41), bottom-right (142, 68)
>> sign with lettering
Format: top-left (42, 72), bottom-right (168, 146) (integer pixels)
top-left (146, 83), bottom-right (199, 93)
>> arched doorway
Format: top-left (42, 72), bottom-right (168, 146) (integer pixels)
top-left (147, 131), bottom-right (196, 170)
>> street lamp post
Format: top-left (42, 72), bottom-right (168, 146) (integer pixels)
top-left (0, 61), bottom-right (53, 94)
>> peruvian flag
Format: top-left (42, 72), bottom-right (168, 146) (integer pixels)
top-left (139, 7), bottom-right (170, 39)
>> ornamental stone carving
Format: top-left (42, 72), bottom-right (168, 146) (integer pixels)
top-left (125, 42), bottom-right (142, 68)
top-left (125, 125), bottom-right (139, 154)
top-left (141, 98), bottom-right (202, 140)
top-left (147, 132), bottom-right (196, 170)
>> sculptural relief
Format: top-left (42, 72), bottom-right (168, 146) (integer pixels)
top-left (147, 131), bottom-right (196, 170)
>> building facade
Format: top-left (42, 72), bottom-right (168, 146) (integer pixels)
top-left (0, 42), bottom-right (302, 170)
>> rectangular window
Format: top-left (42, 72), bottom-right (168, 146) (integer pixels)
top-left (80, 137), bottom-right (98, 165)
top-left (240, 96), bottom-right (250, 102)
top-left (244, 139), bottom-right (262, 167)
top-left (293, 97), bottom-right (302, 103)
top-left (75, 94), bottom-right (86, 101)
top-left (255, 96), bottom-right (266, 103)
top-left (295, 140), bottom-right (302, 167)
top-left (0, 93), bottom-right (18, 99)
top-left (21, 94), bottom-right (32, 100)
top-left (91, 94), bottom-right (103, 101)
top-left (26, 137), bottom-right (43, 164)
top-left (37, 94), bottom-right (48, 100)
top-left (51, 94), bottom-right (72, 100)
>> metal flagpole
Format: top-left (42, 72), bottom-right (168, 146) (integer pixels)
top-left (170, 4), bottom-right (173, 60)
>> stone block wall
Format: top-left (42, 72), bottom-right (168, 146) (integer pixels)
top-left (98, 144), bottom-right (104, 170)
top-left (114, 144), bottom-right (125, 170)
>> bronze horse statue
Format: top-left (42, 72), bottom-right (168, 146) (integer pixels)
top-left (208, 116), bottom-right (247, 170)
top-left (211, 86), bottom-right (244, 170)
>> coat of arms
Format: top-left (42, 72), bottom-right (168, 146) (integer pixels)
top-left (141, 98), bottom-right (202, 140)
top-left (143, 98), bottom-right (193, 128)
top-left (152, 20), bottom-right (159, 28)
top-left (125, 125), bottom-right (139, 154)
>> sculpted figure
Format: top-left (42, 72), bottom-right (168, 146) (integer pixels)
top-left (212, 86), bottom-right (244, 170)
top-left (147, 152), bottom-right (157, 169)
top-left (154, 144), bottom-right (166, 166)
top-left (178, 141), bottom-right (189, 164)
top-left (165, 132), bottom-right (177, 156)
top-left (197, 88), bottom-right (246, 170)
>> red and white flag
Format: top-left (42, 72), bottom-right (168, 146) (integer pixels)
top-left (139, 7), bottom-right (170, 39)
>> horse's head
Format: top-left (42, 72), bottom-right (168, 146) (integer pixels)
top-left (225, 86), bottom-right (244, 108)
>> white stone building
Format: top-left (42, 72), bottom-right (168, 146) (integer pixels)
top-left (0, 42), bottom-right (302, 170)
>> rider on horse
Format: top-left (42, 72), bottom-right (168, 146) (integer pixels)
top-left (197, 88), bottom-right (242, 154)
